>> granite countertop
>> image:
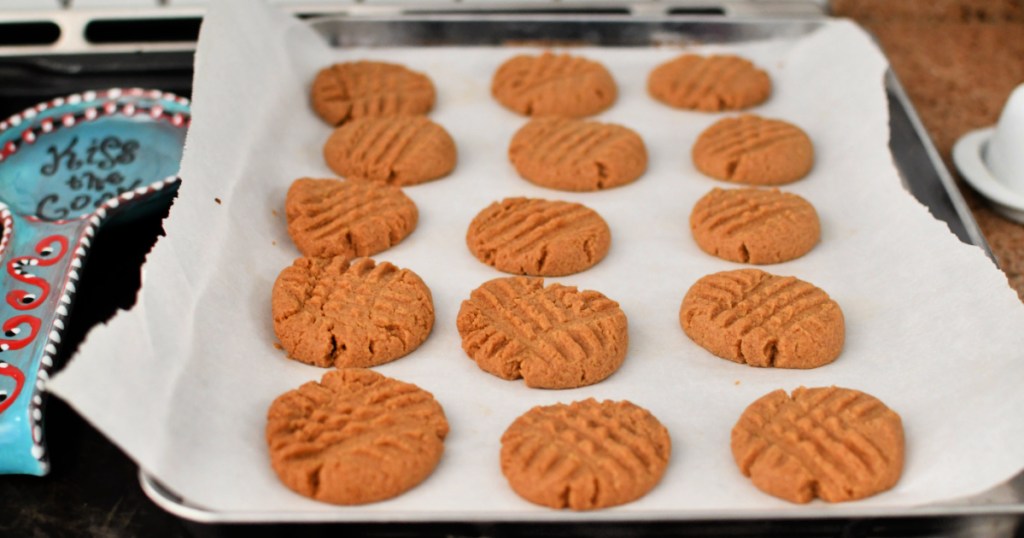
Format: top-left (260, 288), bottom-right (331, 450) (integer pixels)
top-left (835, 0), bottom-right (1024, 300)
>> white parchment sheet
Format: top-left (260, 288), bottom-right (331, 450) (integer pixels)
top-left (49, 0), bottom-right (1024, 520)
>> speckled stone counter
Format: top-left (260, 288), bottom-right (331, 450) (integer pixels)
top-left (834, 0), bottom-right (1024, 300)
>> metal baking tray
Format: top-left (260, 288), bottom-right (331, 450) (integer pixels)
top-left (129, 12), bottom-right (1007, 524)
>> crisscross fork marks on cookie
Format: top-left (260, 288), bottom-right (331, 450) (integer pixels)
top-left (731, 386), bottom-right (904, 504)
top-left (267, 369), bottom-right (448, 505)
top-left (668, 55), bottom-right (715, 101)
top-left (529, 121), bottom-right (615, 167)
top-left (680, 269), bottom-right (844, 368)
top-left (694, 189), bottom-right (813, 239)
top-left (692, 115), bottom-right (813, 185)
top-left (286, 178), bottom-right (418, 258)
top-left (311, 61), bottom-right (435, 126)
top-left (272, 378), bottom-right (435, 456)
top-left (648, 55), bottom-right (770, 111)
top-left (457, 276), bottom-right (628, 389)
top-left (500, 399), bottom-right (670, 510)
top-left (323, 116), bottom-right (456, 186)
top-left (467, 198), bottom-right (611, 276)
top-left (688, 187), bottom-right (823, 264)
top-left (698, 194), bottom-right (764, 231)
top-left (523, 54), bottom-right (595, 91)
top-left (272, 257), bottom-right (434, 368)
top-left (692, 57), bottom-right (759, 109)
top-left (701, 119), bottom-right (797, 156)
top-left (492, 52), bottom-right (617, 117)
top-left (510, 117), bottom-right (647, 191)
top-left (513, 409), bottom-right (649, 492)
top-left (741, 392), bottom-right (867, 486)
top-left (474, 280), bottom-right (600, 360)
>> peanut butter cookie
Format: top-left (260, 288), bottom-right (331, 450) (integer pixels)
top-left (679, 269), bottom-right (844, 368)
top-left (323, 116), bottom-right (457, 186)
top-left (457, 276), bottom-right (628, 389)
top-left (509, 117), bottom-right (647, 191)
top-left (690, 188), bottom-right (819, 264)
top-left (500, 398), bottom-right (671, 510)
top-left (267, 368), bottom-right (449, 505)
top-left (311, 61), bottom-right (435, 126)
top-left (492, 52), bottom-right (617, 117)
top-left (285, 178), bottom-right (418, 258)
top-left (272, 257), bottom-right (434, 368)
top-left (692, 115), bottom-right (814, 185)
top-left (466, 198), bottom-right (611, 276)
top-left (648, 54), bottom-right (771, 111)
top-left (732, 386), bottom-right (904, 503)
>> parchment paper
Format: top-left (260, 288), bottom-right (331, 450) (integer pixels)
top-left (48, 0), bottom-right (1024, 519)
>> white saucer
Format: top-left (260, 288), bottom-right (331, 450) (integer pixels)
top-left (953, 126), bottom-right (1024, 224)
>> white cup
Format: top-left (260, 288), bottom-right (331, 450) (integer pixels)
top-left (985, 83), bottom-right (1024, 194)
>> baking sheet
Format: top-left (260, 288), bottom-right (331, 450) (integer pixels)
top-left (48, 0), bottom-right (1024, 519)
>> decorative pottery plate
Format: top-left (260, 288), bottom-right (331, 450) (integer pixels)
top-left (0, 88), bottom-right (189, 475)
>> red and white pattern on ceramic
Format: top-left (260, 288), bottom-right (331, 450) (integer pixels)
top-left (0, 88), bottom-right (190, 470)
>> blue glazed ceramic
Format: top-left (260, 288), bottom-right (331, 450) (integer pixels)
top-left (0, 88), bottom-right (190, 475)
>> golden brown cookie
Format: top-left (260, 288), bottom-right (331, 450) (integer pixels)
top-left (323, 116), bottom-right (457, 186)
top-left (500, 398), bottom-right (671, 510)
top-left (310, 61), bottom-right (435, 126)
top-left (285, 178), bottom-right (418, 258)
top-left (272, 257), bottom-right (434, 368)
top-left (266, 368), bottom-right (449, 505)
top-left (648, 54), bottom-right (771, 111)
top-left (509, 117), bottom-right (647, 191)
top-left (690, 188), bottom-right (820, 264)
top-left (492, 52), bottom-right (617, 117)
top-left (466, 198), bottom-right (611, 276)
top-left (679, 269), bottom-right (844, 368)
top-left (457, 276), bottom-right (628, 389)
top-left (692, 115), bottom-right (814, 185)
top-left (731, 386), bottom-right (904, 504)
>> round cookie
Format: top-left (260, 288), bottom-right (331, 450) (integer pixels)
top-left (466, 198), bottom-right (611, 276)
top-left (266, 368), bottom-right (449, 505)
top-left (692, 115), bottom-right (814, 185)
top-left (272, 257), bottom-right (434, 368)
top-left (457, 276), bottom-right (628, 389)
top-left (690, 187), bottom-right (819, 264)
top-left (285, 178), bottom-right (418, 259)
top-left (679, 269), bottom-right (844, 369)
top-left (500, 398), bottom-right (671, 510)
top-left (310, 61), bottom-right (435, 126)
top-left (323, 116), bottom-right (457, 186)
top-left (509, 117), bottom-right (647, 191)
top-left (492, 52), bottom-right (617, 117)
top-left (731, 386), bottom-right (904, 504)
top-left (648, 54), bottom-right (771, 111)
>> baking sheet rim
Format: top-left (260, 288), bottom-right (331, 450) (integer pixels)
top-left (122, 13), bottom-right (1016, 522)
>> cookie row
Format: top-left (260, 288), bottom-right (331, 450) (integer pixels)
top-left (312, 57), bottom-right (815, 190)
top-left (287, 182), bottom-right (613, 275)
top-left (513, 114), bottom-right (816, 191)
top-left (653, 46), bottom-right (887, 508)
top-left (318, 112), bottom-right (814, 191)
top-left (311, 53), bottom-right (774, 125)
top-left (286, 178), bottom-right (821, 274)
top-left (267, 369), bottom-right (904, 508)
top-left (272, 257), bottom-right (843, 387)
top-left (285, 180), bottom-right (612, 275)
